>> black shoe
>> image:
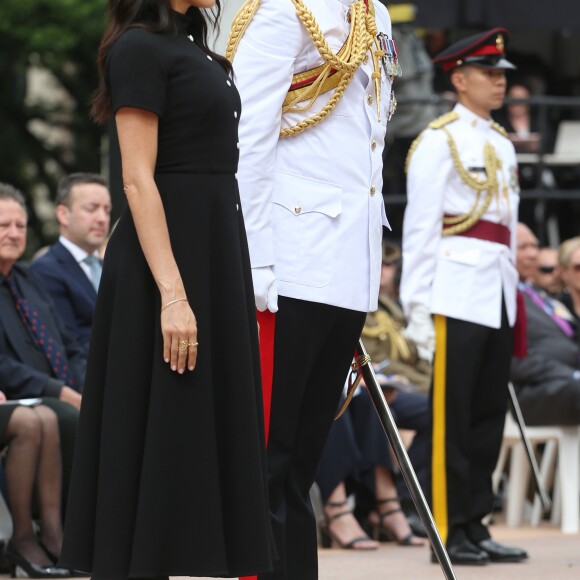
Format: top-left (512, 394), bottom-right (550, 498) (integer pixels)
top-left (4, 543), bottom-right (71, 578)
top-left (431, 539), bottom-right (490, 566)
top-left (477, 539), bottom-right (529, 563)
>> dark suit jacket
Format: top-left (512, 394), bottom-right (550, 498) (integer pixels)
top-left (0, 263), bottom-right (86, 399)
top-left (30, 241), bottom-right (97, 355)
top-left (510, 291), bottom-right (580, 425)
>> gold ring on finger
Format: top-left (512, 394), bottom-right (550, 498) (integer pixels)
top-left (178, 339), bottom-right (189, 353)
top-left (189, 341), bottom-right (199, 348)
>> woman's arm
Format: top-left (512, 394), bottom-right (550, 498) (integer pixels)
top-left (115, 107), bottom-right (197, 374)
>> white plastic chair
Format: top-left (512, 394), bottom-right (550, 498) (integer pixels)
top-left (493, 411), bottom-right (580, 533)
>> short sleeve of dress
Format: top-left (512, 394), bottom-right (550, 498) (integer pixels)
top-left (106, 29), bottom-right (168, 117)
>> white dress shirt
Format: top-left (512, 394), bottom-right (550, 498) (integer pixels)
top-left (59, 236), bottom-right (101, 285)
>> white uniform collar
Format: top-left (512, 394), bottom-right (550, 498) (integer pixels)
top-left (336, 0), bottom-right (356, 6)
top-left (454, 103), bottom-right (493, 132)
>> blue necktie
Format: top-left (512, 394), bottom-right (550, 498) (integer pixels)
top-left (84, 254), bottom-right (102, 291)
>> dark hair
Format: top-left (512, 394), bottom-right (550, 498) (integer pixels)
top-left (91, 0), bottom-right (231, 124)
top-left (0, 182), bottom-right (28, 215)
top-left (57, 173), bottom-right (109, 207)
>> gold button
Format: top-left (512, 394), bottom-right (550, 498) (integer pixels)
top-left (371, 140), bottom-right (377, 151)
top-left (294, 206), bottom-right (302, 214)
top-left (370, 186), bottom-right (376, 196)
top-left (367, 95), bottom-right (373, 106)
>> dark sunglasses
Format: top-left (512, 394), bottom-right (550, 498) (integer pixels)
top-left (538, 265), bottom-right (556, 274)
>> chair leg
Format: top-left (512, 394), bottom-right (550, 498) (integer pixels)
top-left (506, 442), bottom-right (531, 527)
top-left (531, 439), bottom-right (557, 526)
top-left (557, 431), bottom-right (580, 533)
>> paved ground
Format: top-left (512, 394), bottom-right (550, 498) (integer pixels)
top-left (183, 521), bottom-right (579, 580)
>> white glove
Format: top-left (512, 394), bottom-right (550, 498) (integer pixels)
top-left (251, 266), bottom-right (278, 313)
top-left (403, 305), bottom-right (435, 363)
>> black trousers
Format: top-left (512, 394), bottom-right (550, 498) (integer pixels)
top-left (430, 307), bottom-right (513, 547)
top-left (258, 297), bottom-right (366, 580)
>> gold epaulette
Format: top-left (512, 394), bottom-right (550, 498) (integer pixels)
top-left (492, 122), bottom-right (509, 138)
top-left (405, 130), bottom-right (425, 173)
top-left (428, 111), bottom-right (460, 130)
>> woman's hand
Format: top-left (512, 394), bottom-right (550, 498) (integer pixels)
top-left (161, 299), bottom-right (198, 373)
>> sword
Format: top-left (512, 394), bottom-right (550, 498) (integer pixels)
top-left (507, 382), bottom-right (551, 512)
top-left (354, 340), bottom-right (457, 580)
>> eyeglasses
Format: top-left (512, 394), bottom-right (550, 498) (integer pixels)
top-left (538, 265), bottom-right (556, 274)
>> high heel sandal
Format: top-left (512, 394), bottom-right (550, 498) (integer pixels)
top-left (3, 543), bottom-right (71, 578)
top-left (38, 542), bottom-right (89, 578)
top-left (319, 500), bottom-right (378, 550)
top-left (369, 498), bottom-right (425, 547)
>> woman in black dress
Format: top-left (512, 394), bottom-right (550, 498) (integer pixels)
top-left (59, 0), bottom-right (274, 578)
top-left (0, 397), bottom-right (69, 578)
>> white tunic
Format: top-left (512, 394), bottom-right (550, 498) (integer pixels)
top-left (233, 0), bottom-right (392, 313)
top-left (401, 103), bottom-right (520, 329)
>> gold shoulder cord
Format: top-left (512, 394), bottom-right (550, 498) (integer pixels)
top-left (442, 128), bottom-right (502, 235)
top-left (405, 112), bottom-right (459, 173)
top-left (492, 121), bottom-right (509, 138)
top-left (226, 0), bottom-right (384, 138)
top-left (405, 111), bottom-right (503, 236)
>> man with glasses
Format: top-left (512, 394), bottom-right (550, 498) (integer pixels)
top-left (533, 247), bottom-right (564, 297)
top-left (512, 223), bottom-right (580, 426)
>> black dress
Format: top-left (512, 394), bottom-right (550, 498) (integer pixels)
top-left (60, 12), bottom-right (274, 579)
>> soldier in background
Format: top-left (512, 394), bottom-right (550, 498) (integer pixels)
top-left (401, 28), bottom-right (528, 566)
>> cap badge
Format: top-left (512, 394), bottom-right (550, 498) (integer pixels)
top-left (496, 34), bottom-right (505, 53)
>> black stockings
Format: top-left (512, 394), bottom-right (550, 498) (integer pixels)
top-left (4, 404), bottom-right (63, 567)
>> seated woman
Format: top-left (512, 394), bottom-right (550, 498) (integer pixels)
top-left (0, 393), bottom-right (70, 578)
top-left (316, 387), bottom-right (427, 549)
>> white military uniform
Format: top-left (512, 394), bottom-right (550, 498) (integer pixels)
top-left (234, 0), bottom-right (392, 313)
top-left (401, 102), bottom-right (520, 329)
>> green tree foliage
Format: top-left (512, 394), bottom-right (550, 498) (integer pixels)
top-left (0, 0), bottom-right (107, 254)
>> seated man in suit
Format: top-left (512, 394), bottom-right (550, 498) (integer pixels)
top-left (512, 222), bottom-right (580, 426)
top-left (31, 173), bottom-right (111, 355)
top-left (0, 182), bottom-right (85, 508)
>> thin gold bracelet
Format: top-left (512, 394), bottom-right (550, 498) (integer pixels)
top-left (161, 298), bottom-right (188, 311)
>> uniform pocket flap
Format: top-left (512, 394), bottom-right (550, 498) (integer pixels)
top-left (441, 248), bottom-right (481, 266)
top-left (273, 172), bottom-right (342, 217)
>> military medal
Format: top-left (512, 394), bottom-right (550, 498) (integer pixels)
top-left (390, 37), bottom-right (402, 77)
top-left (377, 34), bottom-right (402, 79)
top-left (388, 90), bottom-right (397, 121)
top-left (509, 165), bottom-right (520, 193)
top-left (377, 33), bottom-right (392, 76)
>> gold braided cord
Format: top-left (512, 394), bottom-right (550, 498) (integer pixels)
top-left (225, 0), bottom-right (260, 62)
top-left (405, 131), bottom-right (424, 174)
top-left (226, 0), bottom-right (383, 138)
top-left (281, 0), bottom-right (382, 137)
top-left (441, 127), bottom-right (503, 236)
top-left (362, 310), bottom-right (412, 362)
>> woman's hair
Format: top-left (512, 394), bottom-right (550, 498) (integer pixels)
top-left (91, 0), bottom-right (231, 124)
top-left (559, 237), bottom-right (580, 268)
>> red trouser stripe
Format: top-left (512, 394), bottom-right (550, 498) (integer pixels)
top-left (240, 309), bottom-right (276, 580)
